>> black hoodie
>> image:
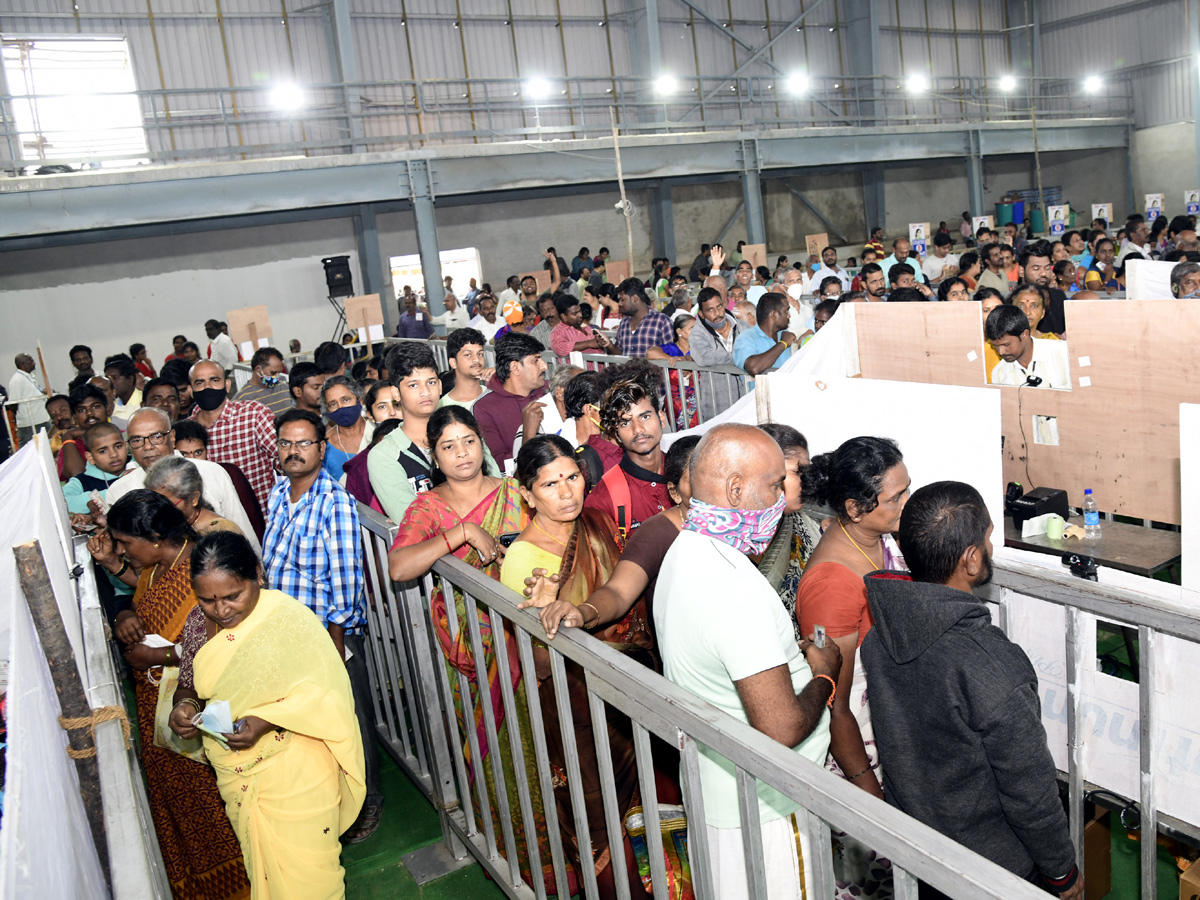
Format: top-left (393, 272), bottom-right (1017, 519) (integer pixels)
top-left (860, 572), bottom-right (1078, 893)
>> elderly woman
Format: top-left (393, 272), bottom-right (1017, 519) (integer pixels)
top-left (169, 531), bottom-right (364, 899)
top-left (1008, 283), bottom-right (1062, 339)
top-left (92, 490), bottom-right (249, 900)
top-left (145, 455), bottom-right (245, 539)
top-left (501, 435), bottom-right (649, 900)
top-left (796, 437), bottom-right (910, 899)
top-left (320, 374), bottom-right (374, 481)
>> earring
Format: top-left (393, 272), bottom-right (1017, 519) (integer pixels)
top-left (154, 542), bottom-right (160, 548)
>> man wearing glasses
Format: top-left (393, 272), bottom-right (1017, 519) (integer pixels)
top-left (101, 407), bottom-right (261, 554)
top-left (260, 408), bottom-right (381, 843)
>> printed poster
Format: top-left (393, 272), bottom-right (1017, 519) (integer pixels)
top-left (1091, 203), bottom-right (1113, 226)
top-left (1186, 190), bottom-right (1199, 216)
top-left (1048, 204), bottom-right (1068, 237)
top-left (1146, 193), bottom-right (1164, 221)
top-left (971, 215), bottom-right (994, 237)
top-left (908, 223), bottom-right (929, 258)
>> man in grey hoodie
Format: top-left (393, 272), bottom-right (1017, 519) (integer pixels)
top-left (861, 481), bottom-right (1081, 900)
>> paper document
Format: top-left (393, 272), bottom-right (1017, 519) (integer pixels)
top-left (141, 634), bottom-right (174, 649)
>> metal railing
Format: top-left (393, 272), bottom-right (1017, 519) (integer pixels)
top-left (1, 74), bottom-right (1134, 173)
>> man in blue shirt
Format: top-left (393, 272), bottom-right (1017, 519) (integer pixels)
top-left (394, 293), bottom-right (434, 340)
top-left (733, 292), bottom-right (798, 376)
top-left (261, 408), bottom-right (382, 842)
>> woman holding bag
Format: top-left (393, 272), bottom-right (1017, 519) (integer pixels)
top-left (101, 490), bottom-right (249, 900)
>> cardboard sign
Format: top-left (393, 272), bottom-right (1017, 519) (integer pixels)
top-left (1186, 190), bottom-right (1199, 216)
top-left (519, 269), bottom-right (552, 293)
top-left (742, 243), bottom-right (766, 271)
top-left (805, 233), bottom-right (829, 260)
top-left (1048, 204), bottom-right (1068, 237)
top-left (1091, 203), bottom-right (1113, 226)
top-left (227, 305), bottom-right (272, 359)
top-left (971, 215), bottom-right (994, 236)
top-left (909, 223), bottom-right (929, 258)
top-left (605, 259), bottom-right (631, 283)
top-left (1145, 193), bottom-right (1164, 221)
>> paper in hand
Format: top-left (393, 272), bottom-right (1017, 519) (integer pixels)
top-left (141, 634), bottom-right (174, 649)
top-left (192, 700), bottom-right (235, 749)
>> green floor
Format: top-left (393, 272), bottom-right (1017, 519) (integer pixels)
top-left (342, 750), bottom-right (506, 900)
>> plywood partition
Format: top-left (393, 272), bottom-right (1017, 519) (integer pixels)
top-left (852, 300), bottom-right (1200, 524)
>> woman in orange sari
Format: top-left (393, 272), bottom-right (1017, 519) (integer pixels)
top-left (102, 490), bottom-right (250, 900)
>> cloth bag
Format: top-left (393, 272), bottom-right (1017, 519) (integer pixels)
top-left (624, 805), bottom-right (694, 900)
top-left (150, 665), bottom-right (206, 762)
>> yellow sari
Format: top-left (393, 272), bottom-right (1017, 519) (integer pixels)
top-left (193, 589), bottom-right (366, 900)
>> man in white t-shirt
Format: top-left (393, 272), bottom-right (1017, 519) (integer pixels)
top-left (805, 245), bottom-right (852, 292)
top-left (984, 306), bottom-right (1071, 389)
top-left (205, 319), bottom-right (239, 372)
top-left (655, 424), bottom-right (841, 900)
top-left (921, 232), bottom-right (960, 285)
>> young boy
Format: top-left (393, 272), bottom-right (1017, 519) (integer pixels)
top-left (368, 342), bottom-right (498, 523)
top-left (63, 423), bottom-right (129, 515)
top-left (439, 327), bottom-right (492, 410)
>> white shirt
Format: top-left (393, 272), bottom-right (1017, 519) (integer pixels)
top-left (469, 315), bottom-right (505, 341)
top-left (1116, 240), bottom-right (1150, 266)
top-left (497, 288), bottom-right (520, 310)
top-left (921, 252), bottom-right (960, 283)
top-left (6, 369), bottom-right (50, 428)
top-left (989, 338), bottom-right (1072, 390)
top-left (209, 332), bottom-right (239, 371)
top-left (104, 452), bottom-right (263, 556)
top-left (654, 530), bottom-right (831, 828)
top-left (428, 306), bottom-right (471, 332)
top-left (804, 265), bottom-right (851, 292)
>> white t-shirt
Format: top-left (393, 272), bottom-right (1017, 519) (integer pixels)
top-left (654, 530), bottom-right (831, 828)
top-left (6, 370), bottom-right (50, 428)
top-left (921, 252), bottom-right (960, 283)
top-left (989, 337), bottom-right (1072, 390)
top-left (469, 315), bottom-right (505, 341)
top-left (429, 306), bottom-right (471, 332)
top-left (804, 265), bottom-right (851, 292)
top-left (209, 332), bottom-right (239, 372)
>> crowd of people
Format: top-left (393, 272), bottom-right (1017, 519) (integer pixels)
top-left (11, 210), bottom-right (1182, 899)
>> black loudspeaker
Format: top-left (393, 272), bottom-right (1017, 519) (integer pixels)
top-left (322, 256), bottom-right (354, 298)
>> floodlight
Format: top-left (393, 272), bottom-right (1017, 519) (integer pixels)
top-left (1083, 75), bottom-right (1103, 94)
top-left (905, 73), bottom-right (928, 94)
top-left (655, 74), bottom-right (677, 95)
top-left (526, 78), bottom-right (552, 100)
top-left (999, 75), bottom-right (1017, 92)
top-left (269, 83), bottom-right (305, 111)
top-left (786, 73), bottom-right (809, 95)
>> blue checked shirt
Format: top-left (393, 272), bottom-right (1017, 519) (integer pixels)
top-left (262, 467), bottom-right (366, 633)
top-left (615, 308), bottom-right (675, 358)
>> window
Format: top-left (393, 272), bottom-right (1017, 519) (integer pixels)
top-left (390, 248), bottom-right (483, 302)
top-left (1, 36), bottom-right (147, 170)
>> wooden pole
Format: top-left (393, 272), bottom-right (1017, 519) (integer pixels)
top-left (36, 341), bottom-right (51, 395)
top-left (13, 540), bottom-right (112, 885)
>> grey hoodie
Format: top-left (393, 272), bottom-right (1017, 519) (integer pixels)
top-left (860, 572), bottom-right (1078, 893)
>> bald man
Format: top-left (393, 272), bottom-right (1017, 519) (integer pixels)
top-left (8, 353), bottom-right (52, 444)
top-left (188, 359), bottom-right (279, 510)
top-left (654, 424), bottom-right (841, 900)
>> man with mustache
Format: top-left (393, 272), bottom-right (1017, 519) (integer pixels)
top-left (261, 407), bottom-right (380, 842)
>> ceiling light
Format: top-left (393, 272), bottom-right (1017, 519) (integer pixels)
top-left (905, 73), bottom-right (928, 93)
top-left (786, 73), bottom-right (809, 95)
top-left (269, 83), bottom-right (305, 111)
top-left (655, 74), bottom-right (677, 95)
top-left (1084, 75), bottom-right (1103, 93)
top-left (999, 75), bottom-right (1017, 92)
top-left (828, 26), bottom-right (835, 32)
top-left (525, 78), bottom-right (551, 100)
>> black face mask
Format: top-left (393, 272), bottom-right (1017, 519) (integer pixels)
top-left (193, 387), bottom-right (227, 411)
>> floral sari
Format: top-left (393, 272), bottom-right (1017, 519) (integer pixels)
top-left (659, 343), bottom-right (700, 430)
top-left (392, 478), bottom-right (557, 893)
top-left (131, 559), bottom-right (250, 900)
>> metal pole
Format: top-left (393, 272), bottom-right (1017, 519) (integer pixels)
top-left (406, 160), bottom-right (445, 315)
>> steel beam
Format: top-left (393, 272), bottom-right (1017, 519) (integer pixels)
top-left (649, 181), bottom-right (676, 263)
top-left (354, 203), bottom-right (392, 335)
top-left (328, 0), bottom-right (366, 153)
top-left (842, 0), bottom-right (880, 125)
top-left (405, 160), bottom-right (444, 315)
top-left (966, 131), bottom-right (986, 217)
top-left (862, 164), bottom-right (886, 240)
top-left (780, 181), bottom-right (848, 244)
top-left (740, 140), bottom-right (766, 246)
top-left (626, 0), bottom-right (663, 123)
top-left (674, 0), bottom-right (785, 76)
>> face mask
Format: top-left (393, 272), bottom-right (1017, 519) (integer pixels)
top-left (193, 387), bottom-right (227, 411)
top-left (1179, 290), bottom-right (1200, 300)
top-left (328, 403), bottom-right (363, 427)
top-left (787, 283), bottom-right (804, 300)
top-left (684, 493), bottom-right (787, 555)
top-left (259, 371), bottom-right (283, 387)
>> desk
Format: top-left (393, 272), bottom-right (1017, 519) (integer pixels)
top-left (1003, 515), bottom-right (1181, 579)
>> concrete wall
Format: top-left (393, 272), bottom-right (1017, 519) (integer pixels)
top-left (1132, 122), bottom-right (1200, 219)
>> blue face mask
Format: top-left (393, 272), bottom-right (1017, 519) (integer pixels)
top-left (259, 370), bottom-right (283, 388)
top-left (328, 403), bottom-right (363, 427)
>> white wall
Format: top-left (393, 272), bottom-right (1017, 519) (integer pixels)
top-left (1132, 122), bottom-right (1200, 217)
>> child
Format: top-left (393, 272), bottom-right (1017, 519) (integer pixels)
top-left (63, 423), bottom-right (128, 515)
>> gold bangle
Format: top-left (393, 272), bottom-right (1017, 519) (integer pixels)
top-left (578, 601), bottom-right (600, 627)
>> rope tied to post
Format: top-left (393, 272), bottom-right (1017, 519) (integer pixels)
top-left (58, 705), bottom-right (132, 758)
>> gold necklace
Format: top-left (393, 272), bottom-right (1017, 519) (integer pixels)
top-left (148, 539), bottom-right (189, 589)
top-left (532, 517), bottom-right (569, 549)
top-left (839, 521), bottom-right (883, 570)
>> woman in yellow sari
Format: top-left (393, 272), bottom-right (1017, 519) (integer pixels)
top-left (169, 531), bottom-right (365, 900)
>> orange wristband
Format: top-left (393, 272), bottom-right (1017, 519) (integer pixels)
top-left (812, 673), bottom-right (836, 708)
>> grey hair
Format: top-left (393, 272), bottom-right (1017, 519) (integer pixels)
top-left (144, 456), bottom-right (210, 509)
top-left (319, 374), bottom-right (365, 416)
top-left (129, 406), bottom-right (172, 432)
top-left (1171, 260), bottom-right (1200, 296)
top-left (548, 364), bottom-right (584, 395)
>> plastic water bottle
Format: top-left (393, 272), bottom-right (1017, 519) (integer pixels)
top-left (1083, 489), bottom-right (1102, 540)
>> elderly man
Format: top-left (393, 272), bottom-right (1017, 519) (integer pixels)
top-left (104, 407), bottom-right (261, 553)
top-left (427, 292), bottom-right (470, 334)
top-left (8, 353), bottom-right (51, 445)
top-left (1171, 260), bottom-right (1200, 298)
top-left (187, 359), bottom-right (279, 510)
top-left (235, 346), bottom-right (293, 414)
top-left (1116, 216), bottom-right (1151, 266)
top-left (469, 294), bottom-right (505, 342)
top-left (204, 318), bottom-right (239, 373)
top-left (655, 424), bottom-right (841, 900)
top-left (262, 407), bottom-right (380, 842)
top-left (733, 293), bottom-right (798, 377)
top-left (530, 293), bottom-right (560, 348)
top-left (863, 482), bottom-right (1081, 900)
top-left (395, 293), bottom-right (435, 339)
top-left (878, 237), bottom-right (914, 282)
